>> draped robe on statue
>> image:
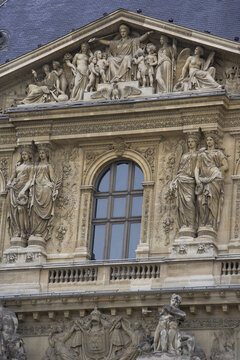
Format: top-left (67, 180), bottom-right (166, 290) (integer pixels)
top-left (197, 149), bottom-right (225, 230)
top-left (107, 37), bottom-right (140, 81)
top-left (30, 164), bottom-right (54, 240)
top-left (173, 151), bottom-right (198, 230)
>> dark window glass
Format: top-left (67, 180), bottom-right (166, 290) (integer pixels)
top-left (98, 169), bottom-right (110, 192)
top-left (132, 196), bottom-right (143, 216)
top-left (115, 163), bottom-right (128, 191)
top-left (133, 165), bottom-right (144, 189)
top-left (95, 198), bottom-right (108, 218)
top-left (92, 225), bottom-right (105, 260)
top-left (92, 161), bottom-right (143, 260)
top-left (113, 197), bottom-right (126, 217)
top-left (128, 223), bottom-right (141, 258)
top-left (110, 224), bottom-right (124, 259)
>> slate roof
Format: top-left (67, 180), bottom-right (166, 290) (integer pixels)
top-left (0, 0), bottom-right (239, 66)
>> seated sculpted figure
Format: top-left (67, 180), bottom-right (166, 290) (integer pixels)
top-left (154, 294), bottom-right (186, 355)
top-left (89, 24), bottom-right (153, 82)
top-left (174, 46), bottom-right (222, 91)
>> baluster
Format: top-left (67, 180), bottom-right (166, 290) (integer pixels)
top-left (49, 271), bottom-right (53, 283)
top-left (116, 266), bottom-right (120, 280)
top-left (221, 262), bottom-right (225, 275)
top-left (79, 269), bottom-right (84, 282)
top-left (155, 265), bottom-right (160, 278)
top-left (237, 262), bottom-right (240, 275)
top-left (59, 270), bottom-right (64, 282)
top-left (145, 265), bottom-right (150, 279)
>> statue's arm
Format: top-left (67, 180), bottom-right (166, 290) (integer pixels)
top-left (179, 57), bottom-right (191, 80)
top-left (194, 158), bottom-right (201, 184)
top-left (88, 37), bottom-right (111, 45)
top-left (220, 156), bottom-right (229, 174)
top-left (48, 164), bottom-right (55, 183)
top-left (139, 31), bottom-right (154, 42)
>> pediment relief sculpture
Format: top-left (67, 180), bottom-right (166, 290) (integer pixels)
top-left (11, 21), bottom-right (238, 106)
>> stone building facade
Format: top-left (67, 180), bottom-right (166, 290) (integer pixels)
top-left (0, 9), bottom-right (240, 360)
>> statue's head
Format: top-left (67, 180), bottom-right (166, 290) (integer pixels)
top-left (119, 24), bottom-right (130, 38)
top-left (204, 131), bottom-right (220, 149)
top-left (147, 43), bottom-right (156, 54)
top-left (42, 64), bottom-right (50, 74)
top-left (160, 35), bottom-right (169, 45)
top-left (170, 293), bottom-right (182, 307)
top-left (186, 132), bottom-right (200, 151)
top-left (194, 46), bottom-right (204, 56)
top-left (37, 144), bottom-right (50, 161)
top-left (52, 60), bottom-right (60, 70)
top-left (81, 42), bottom-right (90, 54)
top-left (19, 145), bottom-right (33, 163)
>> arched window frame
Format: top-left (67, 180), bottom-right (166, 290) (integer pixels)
top-left (91, 160), bottom-right (144, 260)
top-left (77, 150), bottom-right (154, 261)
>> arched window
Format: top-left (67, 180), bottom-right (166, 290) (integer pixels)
top-left (91, 161), bottom-right (144, 260)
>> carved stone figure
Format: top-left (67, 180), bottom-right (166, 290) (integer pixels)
top-left (29, 144), bottom-right (60, 242)
top-left (153, 294), bottom-right (185, 354)
top-left (7, 146), bottom-right (33, 245)
top-left (0, 301), bottom-right (26, 360)
top-left (145, 43), bottom-right (158, 87)
top-left (119, 320), bottom-right (147, 360)
top-left (95, 50), bottom-right (109, 84)
top-left (89, 24), bottom-right (153, 82)
top-left (44, 322), bottom-right (78, 360)
top-left (170, 134), bottom-right (199, 237)
top-left (174, 47), bottom-right (222, 91)
top-left (195, 132), bottom-right (228, 232)
top-left (43, 308), bottom-right (151, 360)
top-left (22, 64), bottom-right (57, 104)
top-left (210, 330), bottom-right (235, 360)
top-left (91, 82), bottom-right (141, 100)
top-left (132, 48), bottom-right (148, 87)
top-left (137, 294), bottom-right (206, 360)
top-left (225, 65), bottom-right (240, 94)
top-left (66, 42), bottom-right (91, 100)
top-left (155, 35), bottom-right (176, 93)
top-left (86, 56), bottom-right (99, 92)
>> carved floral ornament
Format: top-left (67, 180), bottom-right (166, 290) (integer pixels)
top-left (15, 22), bottom-right (240, 106)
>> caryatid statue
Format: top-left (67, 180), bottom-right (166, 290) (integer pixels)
top-left (195, 131), bottom-right (228, 234)
top-left (29, 144), bottom-right (60, 244)
top-left (7, 145), bottom-right (33, 246)
top-left (170, 133), bottom-right (200, 237)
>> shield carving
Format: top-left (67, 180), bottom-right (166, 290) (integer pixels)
top-left (82, 327), bottom-right (110, 360)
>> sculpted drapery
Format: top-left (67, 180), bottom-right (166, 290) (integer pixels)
top-left (30, 146), bottom-right (57, 241)
top-left (7, 144), bottom-right (59, 245)
top-left (7, 147), bottom-right (33, 241)
top-left (171, 136), bottom-right (198, 232)
top-left (171, 132), bottom-right (228, 236)
top-left (195, 134), bottom-right (228, 231)
top-left (90, 24), bottom-right (153, 82)
top-left (156, 35), bottom-right (176, 93)
top-left (174, 46), bottom-right (222, 92)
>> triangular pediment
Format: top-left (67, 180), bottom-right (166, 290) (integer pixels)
top-left (0, 9), bottom-right (239, 109)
